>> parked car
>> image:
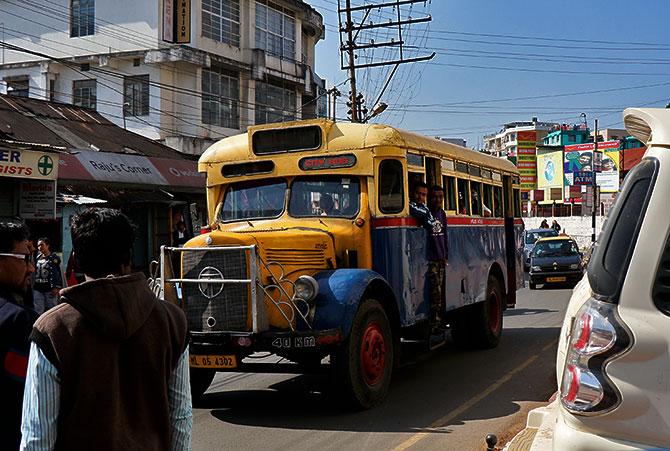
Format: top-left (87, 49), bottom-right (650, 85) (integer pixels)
top-left (528, 236), bottom-right (583, 289)
top-left (523, 228), bottom-right (559, 271)
top-left (503, 107), bottom-right (670, 450)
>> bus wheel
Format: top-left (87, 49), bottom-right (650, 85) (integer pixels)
top-left (452, 276), bottom-right (504, 349)
top-left (190, 368), bottom-right (215, 402)
top-left (333, 299), bottom-right (394, 409)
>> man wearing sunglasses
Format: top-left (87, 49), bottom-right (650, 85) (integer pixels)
top-left (0, 222), bottom-right (39, 450)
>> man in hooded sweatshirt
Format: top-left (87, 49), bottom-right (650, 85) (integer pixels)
top-left (20, 208), bottom-right (192, 450)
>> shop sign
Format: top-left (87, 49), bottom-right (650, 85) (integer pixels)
top-left (19, 180), bottom-right (56, 219)
top-left (573, 171), bottom-right (594, 185)
top-left (163, 0), bottom-right (190, 43)
top-left (0, 148), bottom-right (59, 180)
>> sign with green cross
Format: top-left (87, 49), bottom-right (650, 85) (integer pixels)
top-left (37, 155), bottom-right (54, 176)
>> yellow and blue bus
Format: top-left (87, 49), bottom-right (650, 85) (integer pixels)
top-left (158, 119), bottom-right (524, 408)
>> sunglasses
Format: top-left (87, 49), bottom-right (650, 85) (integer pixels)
top-left (0, 253), bottom-right (34, 264)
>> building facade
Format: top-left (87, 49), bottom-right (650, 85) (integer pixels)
top-left (483, 118), bottom-right (557, 159)
top-left (0, 0), bottom-right (325, 154)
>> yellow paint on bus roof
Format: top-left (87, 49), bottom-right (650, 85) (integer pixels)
top-left (198, 119), bottom-right (518, 173)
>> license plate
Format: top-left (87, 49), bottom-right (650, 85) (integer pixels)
top-left (547, 277), bottom-right (566, 283)
top-left (190, 354), bottom-right (237, 369)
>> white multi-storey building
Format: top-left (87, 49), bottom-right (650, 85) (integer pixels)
top-left (0, 0), bottom-right (325, 154)
top-left (483, 118), bottom-right (557, 158)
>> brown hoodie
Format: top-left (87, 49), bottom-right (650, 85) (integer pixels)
top-left (30, 273), bottom-right (187, 451)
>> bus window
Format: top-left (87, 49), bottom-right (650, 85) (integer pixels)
top-left (457, 178), bottom-right (470, 215)
top-left (408, 172), bottom-right (424, 193)
top-left (289, 176), bottom-right (360, 218)
top-left (471, 181), bottom-right (482, 216)
top-left (493, 186), bottom-right (503, 218)
top-left (513, 188), bottom-right (521, 217)
top-left (444, 176), bottom-right (457, 212)
top-left (379, 159), bottom-right (404, 214)
top-left (483, 184), bottom-right (493, 217)
top-left (426, 157), bottom-right (442, 188)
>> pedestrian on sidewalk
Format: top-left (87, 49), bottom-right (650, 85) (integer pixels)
top-left (32, 238), bottom-right (62, 314)
top-left (0, 222), bottom-right (39, 450)
top-left (551, 220), bottom-right (562, 233)
top-left (21, 208), bottom-right (192, 450)
top-left (540, 219), bottom-right (549, 228)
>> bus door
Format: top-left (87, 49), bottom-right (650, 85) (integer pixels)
top-left (502, 175), bottom-right (517, 307)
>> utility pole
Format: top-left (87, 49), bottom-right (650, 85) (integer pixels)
top-left (343, 0), bottom-right (360, 122)
top-left (592, 118), bottom-right (598, 243)
top-left (337, 0), bottom-right (435, 122)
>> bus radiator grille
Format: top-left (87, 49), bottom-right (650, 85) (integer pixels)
top-left (181, 249), bottom-right (249, 332)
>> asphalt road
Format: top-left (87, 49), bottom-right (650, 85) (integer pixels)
top-left (192, 282), bottom-right (573, 451)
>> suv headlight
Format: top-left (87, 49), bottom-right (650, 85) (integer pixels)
top-left (570, 263), bottom-right (580, 270)
top-left (294, 275), bottom-right (319, 305)
top-left (531, 265), bottom-right (541, 272)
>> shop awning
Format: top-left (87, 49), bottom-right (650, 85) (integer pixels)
top-left (58, 150), bottom-right (204, 189)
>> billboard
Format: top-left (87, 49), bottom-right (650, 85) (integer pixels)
top-left (596, 150), bottom-right (620, 193)
top-left (537, 150), bottom-right (563, 189)
top-left (517, 130), bottom-right (537, 190)
top-left (564, 141), bottom-right (619, 195)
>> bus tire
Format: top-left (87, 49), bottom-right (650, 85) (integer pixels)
top-left (190, 368), bottom-right (215, 402)
top-left (452, 276), bottom-right (504, 349)
top-left (333, 299), bottom-right (394, 409)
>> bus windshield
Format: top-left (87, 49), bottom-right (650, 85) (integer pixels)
top-left (219, 176), bottom-right (360, 222)
top-left (220, 179), bottom-right (287, 221)
top-left (289, 176), bottom-right (360, 217)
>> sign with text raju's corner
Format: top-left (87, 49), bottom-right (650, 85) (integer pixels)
top-left (0, 148), bottom-right (59, 181)
top-left (163, 0), bottom-right (190, 43)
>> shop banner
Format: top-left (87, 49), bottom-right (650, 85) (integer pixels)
top-left (19, 180), bottom-right (56, 219)
top-left (0, 148), bottom-right (59, 181)
top-left (537, 151), bottom-right (563, 189)
top-left (58, 151), bottom-right (203, 188)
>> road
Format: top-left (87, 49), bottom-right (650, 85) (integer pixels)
top-left (192, 283), bottom-right (573, 451)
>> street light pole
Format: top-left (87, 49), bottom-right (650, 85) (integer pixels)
top-left (592, 118), bottom-right (598, 243)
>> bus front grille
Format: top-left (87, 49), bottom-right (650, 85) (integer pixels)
top-left (181, 249), bottom-right (249, 332)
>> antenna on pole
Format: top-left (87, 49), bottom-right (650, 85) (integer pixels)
top-left (337, 0), bottom-right (435, 123)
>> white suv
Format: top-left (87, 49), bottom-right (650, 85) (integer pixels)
top-left (507, 108), bottom-right (670, 450)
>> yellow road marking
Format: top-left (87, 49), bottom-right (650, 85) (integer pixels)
top-left (392, 340), bottom-right (558, 451)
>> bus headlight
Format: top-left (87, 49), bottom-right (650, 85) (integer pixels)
top-left (294, 275), bottom-right (319, 305)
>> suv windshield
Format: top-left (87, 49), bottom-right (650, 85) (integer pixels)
top-left (220, 179), bottom-right (287, 221)
top-left (532, 240), bottom-right (579, 257)
top-left (525, 230), bottom-right (558, 244)
top-left (289, 176), bottom-right (360, 217)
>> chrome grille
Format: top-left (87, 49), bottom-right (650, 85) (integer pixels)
top-left (181, 249), bottom-right (249, 332)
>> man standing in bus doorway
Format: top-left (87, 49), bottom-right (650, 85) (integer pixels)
top-left (409, 182), bottom-right (446, 331)
top-left (428, 186), bottom-right (448, 331)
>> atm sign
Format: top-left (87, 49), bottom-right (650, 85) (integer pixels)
top-left (299, 154), bottom-right (357, 171)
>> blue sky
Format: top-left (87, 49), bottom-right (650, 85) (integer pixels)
top-left (310, 0), bottom-right (670, 147)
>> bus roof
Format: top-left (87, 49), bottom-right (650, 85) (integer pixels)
top-left (199, 119), bottom-right (518, 174)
